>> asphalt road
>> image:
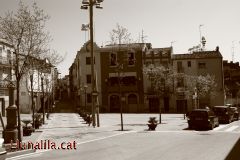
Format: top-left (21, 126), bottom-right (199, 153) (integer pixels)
top-left (6, 113), bottom-right (240, 160)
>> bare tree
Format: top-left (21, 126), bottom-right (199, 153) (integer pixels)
top-left (41, 49), bottom-right (65, 66)
top-left (109, 23), bottom-right (132, 45)
top-left (0, 1), bottom-right (51, 142)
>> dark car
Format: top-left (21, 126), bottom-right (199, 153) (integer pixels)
top-left (187, 109), bottom-right (219, 130)
top-left (212, 106), bottom-right (234, 123)
top-left (230, 107), bottom-right (239, 121)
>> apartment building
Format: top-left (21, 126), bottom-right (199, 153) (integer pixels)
top-left (172, 48), bottom-right (224, 112)
top-left (0, 40), bottom-right (14, 116)
top-left (223, 60), bottom-right (240, 105)
top-left (100, 43), bottom-right (149, 112)
top-left (0, 40), bottom-right (55, 114)
top-left (69, 41), bottom-right (101, 112)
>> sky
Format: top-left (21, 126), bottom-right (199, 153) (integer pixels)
top-left (1, 0), bottom-right (240, 76)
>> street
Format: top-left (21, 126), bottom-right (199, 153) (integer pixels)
top-left (6, 113), bottom-right (240, 160)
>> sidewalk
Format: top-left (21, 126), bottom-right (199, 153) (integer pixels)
top-left (0, 114), bottom-right (53, 158)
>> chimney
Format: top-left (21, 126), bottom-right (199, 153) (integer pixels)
top-left (215, 46), bottom-right (219, 52)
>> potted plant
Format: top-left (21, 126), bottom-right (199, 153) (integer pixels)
top-left (147, 117), bottom-right (158, 131)
top-left (22, 120), bottom-right (33, 136)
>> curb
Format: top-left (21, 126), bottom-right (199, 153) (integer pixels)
top-left (6, 149), bottom-right (36, 159)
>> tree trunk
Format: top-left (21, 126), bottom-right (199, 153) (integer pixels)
top-left (16, 79), bottom-right (22, 142)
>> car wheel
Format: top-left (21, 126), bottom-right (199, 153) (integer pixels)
top-left (209, 123), bottom-right (214, 130)
top-left (228, 118), bottom-right (231, 124)
top-left (188, 124), bottom-right (192, 129)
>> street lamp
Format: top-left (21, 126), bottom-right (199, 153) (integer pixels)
top-left (81, 0), bottom-right (103, 127)
top-left (117, 63), bottom-right (124, 131)
top-left (29, 68), bottom-right (35, 130)
top-left (194, 87), bottom-right (198, 109)
top-left (84, 84), bottom-right (88, 110)
top-left (41, 73), bottom-right (46, 124)
top-left (45, 78), bottom-right (50, 115)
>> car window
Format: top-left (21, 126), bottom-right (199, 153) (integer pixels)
top-left (213, 107), bottom-right (227, 112)
top-left (208, 111), bottom-right (215, 116)
top-left (191, 111), bottom-right (207, 117)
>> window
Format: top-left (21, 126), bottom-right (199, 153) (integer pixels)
top-left (177, 61), bottom-right (183, 73)
top-left (87, 93), bottom-right (92, 103)
top-left (110, 53), bottom-right (117, 66)
top-left (128, 52), bottom-right (135, 66)
top-left (86, 74), bottom-right (91, 84)
top-left (86, 57), bottom-right (91, 65)
top-left (187, 61), bottom-right (191, 67)
top-left (198, 62), bottom-right (206, 69)
top-left (109, 77), bottom-right (119, 86)
top-left (162, 61), bottom-right (168, 68)
top-left (177, 77), bottom-right (184, 87)
top-left (122, 76), bottom-right (136, 86)
top-left (144, 61), bottom-right (151, 66)
top-left (7, 50), bottom-right (11, 63)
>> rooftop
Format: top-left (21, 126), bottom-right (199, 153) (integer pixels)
top-left (172, 50), bottom-right (222, 60)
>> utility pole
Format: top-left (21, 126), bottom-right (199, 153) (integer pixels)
top-left (232, 41), bottom-right (235, 62)
top-left (199, 24), bottom-right (204, 50)
top-left (89, 0), bottom-right (96, 127)
top-left (81, 0), bottom-right (103, 127)
top-left (117, 64), bottom-right (124, 131)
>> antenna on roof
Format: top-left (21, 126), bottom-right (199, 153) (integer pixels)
top-left (141, 30), bottom-right (147, 43)
top-left (170, 41), bottom-right (176, 47)
top-left (232, 41), bottom-right (235, 62)
top-left (81, 23), bottom-right (89, 42)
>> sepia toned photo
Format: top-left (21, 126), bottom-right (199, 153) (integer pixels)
top-left (0, 0), bottom-right (240, 159)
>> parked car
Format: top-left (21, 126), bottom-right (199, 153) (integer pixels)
top-left (230, 107), bottom-right (239, 121)
top-left (212, 106), bottom-right (234, 123)
top-left (187, 109), bottom-right (219, 130)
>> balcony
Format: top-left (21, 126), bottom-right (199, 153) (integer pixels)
top-left (0, 81), bottom-right (9, 89)
top-left (0, 57), bottom-right (11, 67)
top-left (176, 87), bottom-right (186, 99)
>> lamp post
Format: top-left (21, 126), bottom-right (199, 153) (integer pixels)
top-left (117, 63), bottom-right (124, 131)
top-left (46, 78), bottom-right (49, 113)
top-left (29, 69), bottom-right (35, 130)
top-left (41, 73), bottom-right (45, 124)
top-left (194, 87), bottom-right (197, 109)
top-left (81, 0), bottom-right (103, 127)
top-left (84, 84), bottom-right (88, 110)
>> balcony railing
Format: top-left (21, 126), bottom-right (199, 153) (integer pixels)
top-left (0, 57), bottom-right (11, 66)
top-left (0, 81), bottom-right (9, 88)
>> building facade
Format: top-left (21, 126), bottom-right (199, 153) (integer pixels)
top-left (0, 40), bottom-right (55, 114)
top-left (223, 60), bottom-right (240, 106)
top-left (69, 41), bottom-right (102, 112)
top-left (142, 47), bottom-right (173, 113)
top-left (100, 43), bottom-right (149, 113)
top-left (172, 48), bottom-right (225, 112)
top-left (0, 40), bottom-right (14, 116)
top-left (69, 42), bottom-right (225, 113)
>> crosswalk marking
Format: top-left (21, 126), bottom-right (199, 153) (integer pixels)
top-left (225, 125), bottom-right (239, 132)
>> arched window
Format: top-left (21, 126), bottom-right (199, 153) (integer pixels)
top-left (128, 94), bottom-right (137, 104)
